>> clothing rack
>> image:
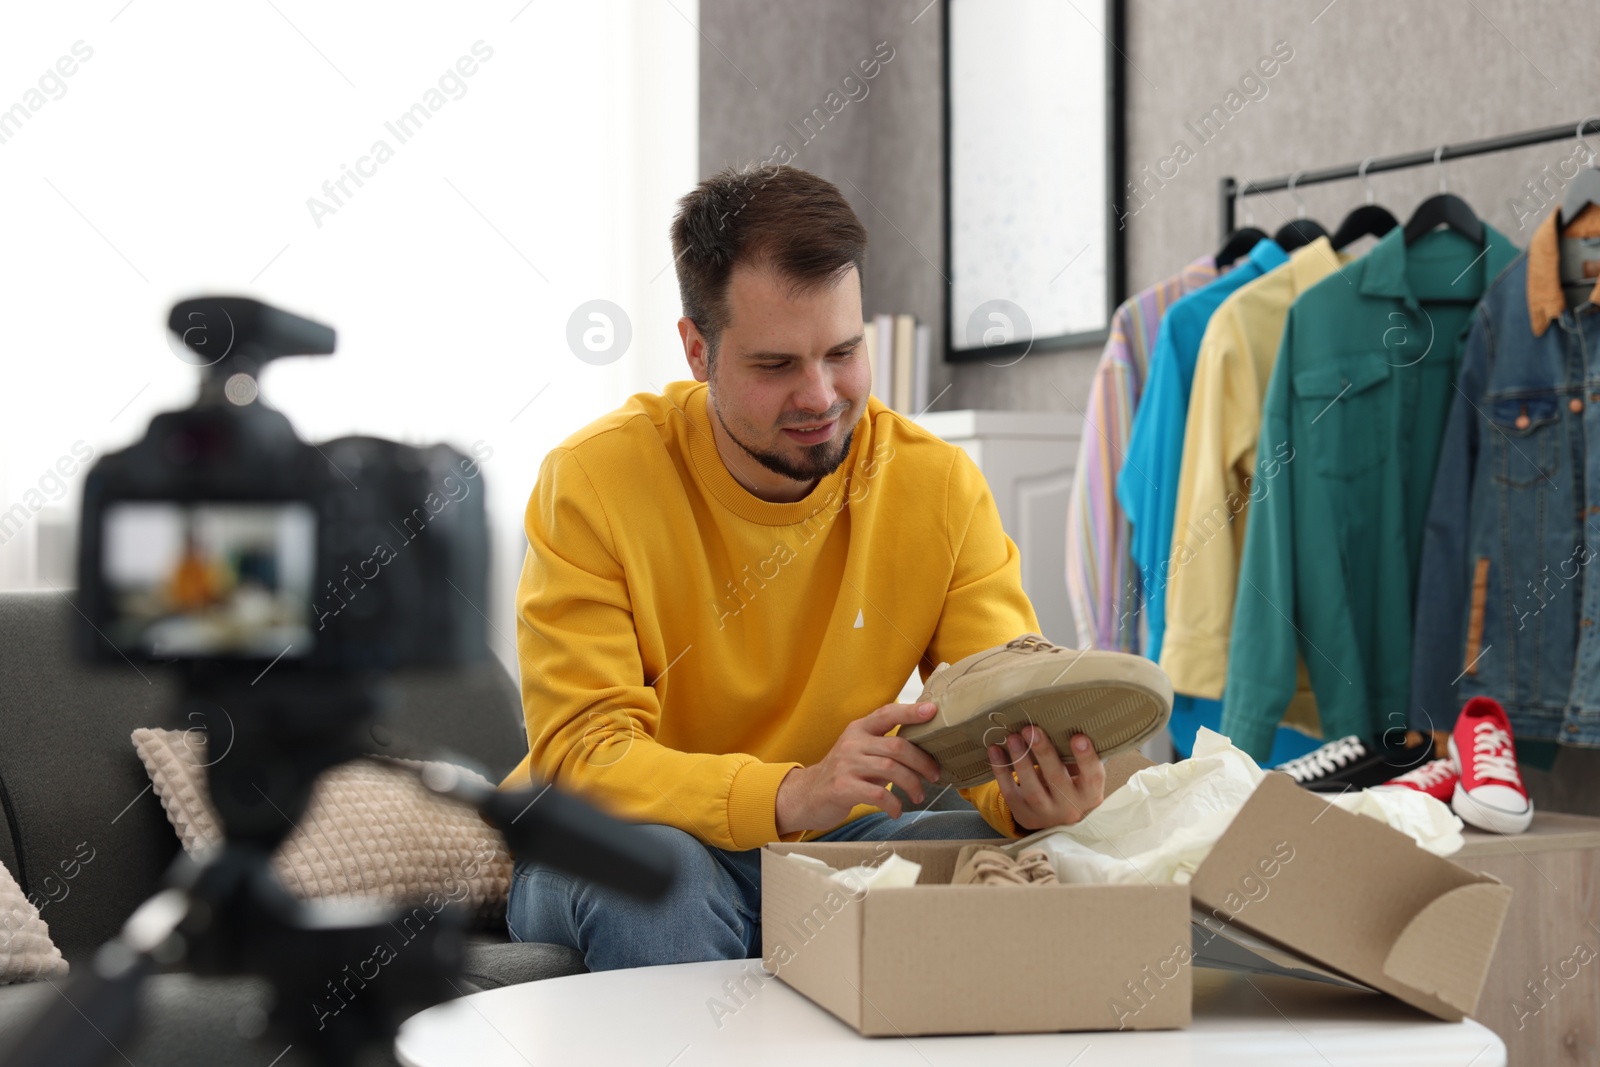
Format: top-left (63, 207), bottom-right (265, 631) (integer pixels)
top-left (1218, 118), bottom-right (1600, 241)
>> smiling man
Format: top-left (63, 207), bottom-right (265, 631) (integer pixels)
top-left (501, 164), bottom-right (1105, 970)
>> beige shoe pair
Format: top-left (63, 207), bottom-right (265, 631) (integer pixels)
top-left (951, 845), bottom-right (1058, 886)
top-left (898, 633), bottom-right (1174, 789)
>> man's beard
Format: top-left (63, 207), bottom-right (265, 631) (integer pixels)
top-left (711, 394), bottom-right (854, 483)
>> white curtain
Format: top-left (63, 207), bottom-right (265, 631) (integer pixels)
top-left (0, 0), bottom-right (698, 678)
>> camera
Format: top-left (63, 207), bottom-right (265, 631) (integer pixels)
top-left (76, 295), bottom-right (487, 671)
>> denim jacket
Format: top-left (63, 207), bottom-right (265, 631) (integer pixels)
top-left (1411, 249), bottom-right (1600, 746)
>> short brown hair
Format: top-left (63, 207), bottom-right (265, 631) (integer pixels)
top-left (670, 163), bottom-right (867, 369)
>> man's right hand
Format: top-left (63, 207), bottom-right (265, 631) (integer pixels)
top-left (774, 702), bottom-right (944, 835)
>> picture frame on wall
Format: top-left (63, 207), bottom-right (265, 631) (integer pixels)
top-left (944, 0), bottom-right (1127, 363)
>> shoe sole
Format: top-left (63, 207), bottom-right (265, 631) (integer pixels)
top-left (1447, 736), bottom-right (1534, 835)
top-left (900, 656), bottom-right (1173, 789)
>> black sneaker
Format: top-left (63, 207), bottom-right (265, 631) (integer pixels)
top-left (1272, 734), bottom-right (1429, 793)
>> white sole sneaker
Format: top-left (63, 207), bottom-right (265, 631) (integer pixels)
top-left (1448, 735), bottom-right (1534, 834)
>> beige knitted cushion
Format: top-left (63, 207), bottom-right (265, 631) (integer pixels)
top-left (131, 728), bottom-right (512, 926)
top-left (0, 857), bottom-right (68, 984)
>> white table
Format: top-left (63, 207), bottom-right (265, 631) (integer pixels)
top-left (395, 959), bottom-right (1506, 1066)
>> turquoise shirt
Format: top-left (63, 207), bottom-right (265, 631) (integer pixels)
top-left (1118, 239), bottom-right (1288, 666)
top-left (1118, 239), bottom-right (1287, 754)
top-left (1223, 224), bottom-right (1520, 760)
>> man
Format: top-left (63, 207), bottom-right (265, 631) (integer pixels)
top-left (501, 164), bottom-right (1105, 970)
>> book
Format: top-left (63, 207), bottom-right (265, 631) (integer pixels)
top-left (912, 322), bottom-right (931, 414)
top-left (874, 313), bottom-right (895, 406)
top-left (863, 318), bottom-right (883, 401)
top-left (892, 313), bottom-right (915, 412)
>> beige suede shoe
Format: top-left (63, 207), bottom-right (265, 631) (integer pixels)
top-left (951, 845), bottom-right (1060, 886)
top-left (899, 633), bottom-right (1173, 789)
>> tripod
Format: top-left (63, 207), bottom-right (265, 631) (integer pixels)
top-left (2, 667), bottom-right (675, 1066)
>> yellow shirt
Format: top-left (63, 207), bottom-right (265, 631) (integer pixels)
top-left (498, 380), bottom-right (1033, 849)
top-left (1162, 238), bottom-right (1350, 705)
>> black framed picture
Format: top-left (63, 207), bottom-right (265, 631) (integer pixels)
top-left (944, 0), bottom-right (1127, 363)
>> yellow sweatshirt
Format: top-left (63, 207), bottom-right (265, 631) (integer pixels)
top-left (497, 379), bottom-right (1036, 849)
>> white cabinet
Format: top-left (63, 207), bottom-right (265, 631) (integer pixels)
top-left (916, 410), bottom-right (1082, 649)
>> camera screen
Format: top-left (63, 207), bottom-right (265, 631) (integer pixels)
top-left (102, 502), bottom-right (316, 659)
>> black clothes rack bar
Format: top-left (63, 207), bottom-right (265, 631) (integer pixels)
top-left (1218, 118), bottom-right (1600, 241)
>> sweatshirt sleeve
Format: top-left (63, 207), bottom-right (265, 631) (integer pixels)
top-left (508, 447), bottom-right (801, 851)
top-left (921, 447), bottom-right (1040, 837)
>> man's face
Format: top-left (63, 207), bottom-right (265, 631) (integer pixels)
top-left (680, 262), bottom-right (870, 498)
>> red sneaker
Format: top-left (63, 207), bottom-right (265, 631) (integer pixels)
top-left (1373, 759), bottom-right (1458, 802)
top-left (1448, 697), bottom-right (1534, 834)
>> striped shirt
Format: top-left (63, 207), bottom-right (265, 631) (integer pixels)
top-left (1064, 256), bottom-right (1218, 652)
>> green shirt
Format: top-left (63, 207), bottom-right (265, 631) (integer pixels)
top-left (1223, 224), bottom-right (1520, 760)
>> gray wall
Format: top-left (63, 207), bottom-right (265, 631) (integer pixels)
top-left (699, 0), bottom-right (959, 403)
top-left (699, 0), bottom-right (1595, 412)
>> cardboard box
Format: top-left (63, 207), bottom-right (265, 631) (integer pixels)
top-left (760, 838), bottom-right (1193, 1036)
top-left (761, 757), bottom-right (1512, 1035)
top-left (1188, 772), bottom-right (1513, 1020)
top-left (758, 750), bottom-right (1193, 1036)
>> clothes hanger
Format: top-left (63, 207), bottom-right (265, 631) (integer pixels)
top-left (1558, 117), bottom-right (1600, 227)
top-left (1215, 227), bottom-right (1268, 269)
top-left (1331, 156), bottom-right (1399, 250)
top-left (1404, 144), bottom-right (1484, 245)
top-left (1215, 186), bottom-right (1267, 269)
top-left (1272, 172), bottom-right (1329, 252)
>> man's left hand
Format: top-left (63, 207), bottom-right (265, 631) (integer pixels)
top-left (988, 727), bottom-right (1106, 832)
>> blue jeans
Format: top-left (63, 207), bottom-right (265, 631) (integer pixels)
top-left (505, 809), bottom-right (1002, 971)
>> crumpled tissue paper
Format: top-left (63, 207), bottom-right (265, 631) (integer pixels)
top-left (781, 851), bottom-right (922, 892)
top-left (1001, 728), bottom-right (1463, 885)
top-left (1328, 786), bottom-right (1464, 857)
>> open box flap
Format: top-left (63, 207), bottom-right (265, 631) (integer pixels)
top-left (1190, 773), bottom-right (1510, 1020)
top-left (1383, 881), bottom-right (1513, 1015)
top-left (1190, 909), bottom-right (1373, 991)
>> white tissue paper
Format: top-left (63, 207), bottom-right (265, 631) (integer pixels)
top-left (1003, 727), bottom-right (1464, 885)
top-left (1329, 787), bottom-right (1464, 857)
top-left (781, 851), bottom-right (922, 891)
